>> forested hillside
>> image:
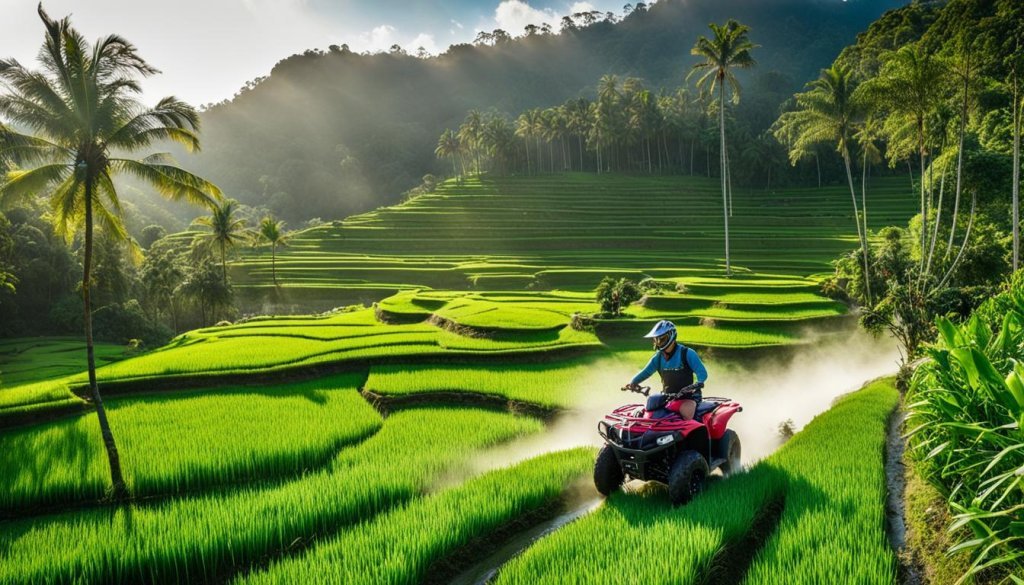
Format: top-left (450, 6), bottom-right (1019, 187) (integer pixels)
top-left (177, 0), bottom-right (904, 225)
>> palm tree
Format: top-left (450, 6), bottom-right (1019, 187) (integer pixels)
top-left (434, 129), bottom-right (461, 180)
top-left (854, 114), bottom-right (884, 249)
top-left (195, 200), bottom-right (247, 285)
top-left (774, 64), bottom-right (872, 303)
top-left (564, 98), bottom-right (591, 171)
top-left (255, 216), bottom-right (289, 286)
top-left (0, 7), bottom-right (221, 499)
top-left (689, 19), bottom-right (757, 276)
top-left (866, 45), bottom-right (948, 266)
top-left (514, 114), bottom-right (533, 175)
top-left (459, 110), bottom-right (485, 174)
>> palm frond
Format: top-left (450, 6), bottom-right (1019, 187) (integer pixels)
top-left (0, 163), bottom-right (69, 208)
top-left (110, 159), bottom-right (222, 208)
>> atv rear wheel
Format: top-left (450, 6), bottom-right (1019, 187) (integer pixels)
top-left (719, 430), bottom-right (742, 475)
top-left (668, 450), bottom-right (708, 506)
top-left (594, 445), bottom-right (624, 496)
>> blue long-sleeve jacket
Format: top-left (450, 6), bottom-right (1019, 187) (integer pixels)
top-left (631, 344), bottom-right (708, 385)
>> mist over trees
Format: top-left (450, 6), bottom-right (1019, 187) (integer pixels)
top-left (168, 0), bottom-right (903, 226)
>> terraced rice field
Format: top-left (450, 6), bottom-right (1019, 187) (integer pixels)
top-left (0, 174), bottom-right (911, 583)
top-left (0, 338), bottom-right (128, 386)
top-left (231, 174), bottom-right (914, 309)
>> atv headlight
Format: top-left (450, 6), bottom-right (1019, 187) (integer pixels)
top-left (656, 434), bottom-right (674, 446)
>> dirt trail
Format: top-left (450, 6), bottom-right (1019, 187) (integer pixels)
top-left (887, 405), bottom-right (923, 585)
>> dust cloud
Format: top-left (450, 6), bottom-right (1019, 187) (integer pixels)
top-left (470, 326), bottom-right (899, 475)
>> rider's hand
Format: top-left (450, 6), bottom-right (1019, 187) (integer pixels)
top-left (621, 382), bottom-right (638, 392)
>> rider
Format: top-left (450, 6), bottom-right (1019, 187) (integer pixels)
top-left (625, 320), bottom-right (708, 420)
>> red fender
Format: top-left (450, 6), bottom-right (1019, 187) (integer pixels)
top-left (707, 403), bottom-right (742, 440)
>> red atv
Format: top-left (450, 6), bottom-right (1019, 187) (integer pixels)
top-left (595, 383), bottom-right (743, 505)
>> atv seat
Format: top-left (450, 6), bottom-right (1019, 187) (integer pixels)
top-left (694, 401), bottom-right (718, 419)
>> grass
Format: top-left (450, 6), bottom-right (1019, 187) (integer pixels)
top-left (238, 448), bottom-right (595, 585)
top-left (364, 355), bottom-right (625, 409)
top-left (741, 378), bottom-right (900, 584)
top-left (0, 407), bottom-right (543, 585)
top-left (0, 338), bottom-right (128, 387)
top-left (0, 374), bottom-right (381, 514)
top-left (43, 308), bottom-right (603, 388)
top-left (495, 464), bottom-right (787, 585)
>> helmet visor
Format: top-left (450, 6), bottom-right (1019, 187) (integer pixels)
top-left (654, 332), bottom-right (673, 350)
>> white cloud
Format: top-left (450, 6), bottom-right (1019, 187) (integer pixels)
top-left (355, 24), bottom-right (397, 53)
top-left (493, 0), bottom-right (558, 35)
top-left (569, 2), bottom-right (596, 13)
top-left (409, 33), bottom-right (438, 55)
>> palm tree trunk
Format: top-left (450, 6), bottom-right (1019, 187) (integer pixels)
top-left (221, 244), bottom-right (228, 286)
top-left (1014, 67), bottom-right (1021, 272)
top-left (690, 138), bottom-right (695, 175)
top-left (925, 156), bottom-right (947, 281)
top-left (918, 118), bottom-right (927, 272)
top-left (719, 83), bottom-right (730, 276)
top-left (947, 50), bottom-right (971, 259)
top-left (843, 149), bottom-right (872, 304)
top-left (861, 149), bottom-right (869, 253)
top-left (83, 180), bottom-right (128, 500)
top-left (578, 136), bottom-right (584, 172)
top-left (272, 244), bottom-right (278, 286)
top-left (726, 145), bottom-right (733, 217)
top-left (815, 152), bottom-right (821, 188)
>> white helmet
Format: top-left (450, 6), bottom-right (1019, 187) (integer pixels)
top-left (643, 320), bottom-right (677, 351)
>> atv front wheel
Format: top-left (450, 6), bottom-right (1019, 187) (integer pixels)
top-left (668, 450), bottom-right (708, 506)
top-left (719, 430), bottom-right (742, 475)
top-left (594, 445), bottom-right (624, 496)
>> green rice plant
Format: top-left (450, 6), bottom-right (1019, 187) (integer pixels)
top-left (0, 374), bottom-right (381, 513)
top-left (495, 464), bottom-right (787, 585)
top-left (238, 448), bottom-right (594, 585)
top-left (496, 379), bottom-right (899, 585)
top-left (0, 377), bottom-right (79, 412)
top-left (905, 280), bottom-right (1024, 580)
top-left (364, 355), bottom-right (621, 409)
top-left (0, 407), bottom-right (542, 584)
top-left (741, 378), bottom-right (900, 584)
top-left (56, 310), bottom-right (601, 388)
top-left (0, 338), bottom-right (127, 386)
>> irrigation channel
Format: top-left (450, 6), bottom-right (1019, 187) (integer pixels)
top-left (444, 325), bottom-right (901, 583)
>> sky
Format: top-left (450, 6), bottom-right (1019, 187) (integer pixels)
top-left (0, 0), bottom-right (627, 107)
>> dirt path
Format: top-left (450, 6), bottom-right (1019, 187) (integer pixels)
top-left (886, 404), bottom-right (923, 585)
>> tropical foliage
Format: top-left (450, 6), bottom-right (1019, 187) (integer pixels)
top-left (907, 273), bottom-right (1024, 580)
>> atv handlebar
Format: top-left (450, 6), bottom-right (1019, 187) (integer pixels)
top-left (621, 382), bottom-right (704, 399)
top-left (621, 384), bottom-right (651, 396)
top-left (665, 382), bottom-right (705, 399)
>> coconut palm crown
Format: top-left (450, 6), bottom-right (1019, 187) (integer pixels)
top-left (0, 5), bottom-right (222, 498)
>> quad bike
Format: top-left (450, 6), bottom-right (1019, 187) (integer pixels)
top-left (594, 383), bottom-right (743, 505)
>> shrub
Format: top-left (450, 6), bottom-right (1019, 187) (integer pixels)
top-left (595, 277), bottom-right (641, 317)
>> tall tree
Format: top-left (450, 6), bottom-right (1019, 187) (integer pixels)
top-left (689, 19), bottom-right (757, 276)
top-left (866, 45), bottom-right (948, 268)
top-left (774, 64), bottom-right (872, 303)
top-left (0, 6), bottom-right (220, 499)
top-left (255, 216), bottom-right (289, 286)
top-left (194, 200), bottom-right (246, 285)
top-left (434, 129), bottom-right (461, 179)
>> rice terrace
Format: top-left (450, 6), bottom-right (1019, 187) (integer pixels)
top-left (1, 1), bottom-right (1022, 584)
